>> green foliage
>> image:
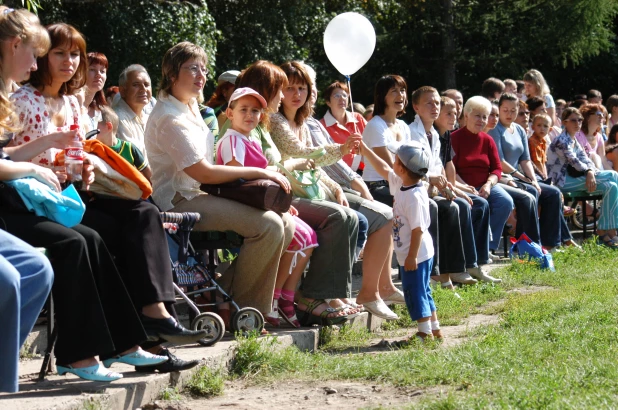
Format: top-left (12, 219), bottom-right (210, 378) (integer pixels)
top-left (185, 366), bottom-right (225, 397)
top-left (35, 0), bottom-right (218, 92)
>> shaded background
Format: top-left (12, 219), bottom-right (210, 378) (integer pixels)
top-left (8, 0), bottom-right (618, 121)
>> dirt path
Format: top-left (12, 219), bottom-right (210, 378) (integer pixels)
top-left (144, 380), bottom-right (441, 410)
top-left (141, 286), bottom-right (550, 410)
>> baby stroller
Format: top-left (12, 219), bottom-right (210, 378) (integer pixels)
top-left (161, 212), bottom-right (265, 346)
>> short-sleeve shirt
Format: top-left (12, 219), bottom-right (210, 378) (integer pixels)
top-left (11, 84), bottom-right (81, 168)
top-left (145, 93), bottom-right (214, 211)
top-left (388, 170), bottom-right (434, 265)
top-left (110, 139), bottom-right (148, 171)
top-left (215, 129), bottom-right (268, 169)
top-left (362, 116), bottom-right (411, 182)
top-left (488, 122), bottom-right (530, 169)
top-left (528, 133), bottom-right (547, 171)
top-left (545, 94), bottom-right (555, 109)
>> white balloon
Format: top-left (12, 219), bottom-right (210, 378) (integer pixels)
top-left (323, 12), bottom-right (376, 76)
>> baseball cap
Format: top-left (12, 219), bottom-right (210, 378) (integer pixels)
top-left (386, 141), bottom-right (430, 176)
top-left (218, 70), bottom-right (240, 85)
top-left (229, 87), bottom-right (267, 108)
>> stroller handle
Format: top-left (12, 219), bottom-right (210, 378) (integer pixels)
top-left (160, 212), bottom-right (202, 225)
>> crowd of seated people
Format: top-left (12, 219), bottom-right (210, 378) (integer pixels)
top-left (3, 6), bottom-right (618, 394)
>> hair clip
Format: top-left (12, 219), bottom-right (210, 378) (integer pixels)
top-left (3, 8), bottom-right (15, 15)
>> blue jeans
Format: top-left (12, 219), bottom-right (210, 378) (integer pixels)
top-left (484, 184), bottom-right (514, 250)
top-left (499, 183), bottom-right (541, 245)
top-left (455, 195), bottom-right (491, 267)
top-left (400, 258), bottom-right (435, 321)
top-left (0, 229), bottom-right (53, 393)
top-left (354, 210), bottom-right (368, 249)
top-left (562, 171), bottom-right (618, 230)
top-left (519, 182), bottom-right (572, 246)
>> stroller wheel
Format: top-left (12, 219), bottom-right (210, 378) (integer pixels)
top-left (191, 312), bottom-right (225, 346)
top-left (232, 307), bottom-right (264, 336)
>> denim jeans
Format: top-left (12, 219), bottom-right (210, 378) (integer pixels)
top-left (518, 181), bottom-right (572, 246)
top-left (562, 171), bottom-right (618, 230)
top-left (454, 195), bottom-right (491, 267)
top-left (0, 229), bottom-right (53, 393)
top-left (484, 184), bottom-right (515, 251)
top-left (499, 183), bottom-right (541, 245)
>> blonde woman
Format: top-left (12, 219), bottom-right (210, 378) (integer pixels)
top-left (523, 69), bottom-right (556, 126)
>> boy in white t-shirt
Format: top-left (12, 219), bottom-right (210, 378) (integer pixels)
top-left (359, 139), bottom-right (442, 341)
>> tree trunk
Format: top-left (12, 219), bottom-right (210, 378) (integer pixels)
top-left (441, 0), bottom-right (457, 89)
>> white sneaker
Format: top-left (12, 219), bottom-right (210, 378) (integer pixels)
top-left (363, 299), bottom-right (399, 320)
top-left (468, 267), bottom-right (502, 283)
top-left (450, 272), bottom-right (478, 285)
top-left (488, 252), bottom-right (502, 262)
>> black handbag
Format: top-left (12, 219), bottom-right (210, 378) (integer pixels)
top-left (201, 178), bottom-right (292, 214)
top-left (566, 165), bottom-right (587, 178)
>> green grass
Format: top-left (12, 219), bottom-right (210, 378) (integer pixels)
top-left (159, 387), bottom-right (182, 401)
top-left (185, 366), bottom-right (225, 397)
top-left (226, 241), bottom-right (618, 408)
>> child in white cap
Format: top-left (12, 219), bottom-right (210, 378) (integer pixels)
top-left (216, 87), bottom-right (318, 328)
top-left (359, 139), bottom-right (442, 341)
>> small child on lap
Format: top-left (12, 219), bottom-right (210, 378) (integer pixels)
top-left (360, 140), bottom-right (442, 340)
top-left (97, 105), bottom-right (152, 181)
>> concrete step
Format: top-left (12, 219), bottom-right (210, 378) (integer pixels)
top-left (4, 328), bottom-right (319, 410)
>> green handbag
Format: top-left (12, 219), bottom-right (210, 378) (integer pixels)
top-left (276, 163), bottom-right (325, 200)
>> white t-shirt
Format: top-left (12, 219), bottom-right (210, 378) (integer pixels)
top-left (362, 116), bottom-right (411, 181)
top-left (388, 170), bottom-right (434, 266)
top-left (545, 94), bottom-right (555, 109)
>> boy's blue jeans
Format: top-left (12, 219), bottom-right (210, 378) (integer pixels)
top-left (399, 258), bottom-right (435, 321)
top-left (0, 229), bottom-right (53, 393)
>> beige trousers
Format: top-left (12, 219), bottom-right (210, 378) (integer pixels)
top-left (171, 193), bottom-right (294, 313)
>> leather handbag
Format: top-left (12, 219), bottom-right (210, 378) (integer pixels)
top-left (566, 164), bottom-right (587, 178)
top-left (201, 178), bottom-right (292, 214)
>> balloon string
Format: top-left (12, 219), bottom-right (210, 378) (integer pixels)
top-left (345, 75), bottom-right (360, 135)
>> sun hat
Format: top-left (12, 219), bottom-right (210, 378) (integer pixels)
top-left (229, 87), bottom-right (267, 108)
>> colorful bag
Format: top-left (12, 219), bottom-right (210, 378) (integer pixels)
top-left (510, 233), bottom-right (555, 271)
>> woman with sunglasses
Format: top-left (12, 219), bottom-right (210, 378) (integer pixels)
top-left (548, 107), bottom-right (618, 248)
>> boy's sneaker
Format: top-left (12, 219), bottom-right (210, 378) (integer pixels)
top-left (431, 329), bottom-right (444, 340)
top-left (468, 267), bottom-right (502, 283)
top-left (450, 272), bottom-right (478, 285)
top-left (415, 332), bottom-right (434, 342)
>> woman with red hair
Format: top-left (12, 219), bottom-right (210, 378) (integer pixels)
top-left (83, 51), bottom-right (108, 131)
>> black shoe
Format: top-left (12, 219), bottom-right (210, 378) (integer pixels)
top-left (141, 315), bottom-right (207, 344)
top-left (134, 348), bottom-right (199, 373)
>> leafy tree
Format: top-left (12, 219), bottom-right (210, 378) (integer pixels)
top-left (6, 0), bottom-right (219, 92)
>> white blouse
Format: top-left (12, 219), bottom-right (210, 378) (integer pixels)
top-left (145, 93), bottom-right (214, 211)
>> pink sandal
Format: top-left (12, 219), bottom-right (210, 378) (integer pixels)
top-left (278, 297), bottom-right (300, 328)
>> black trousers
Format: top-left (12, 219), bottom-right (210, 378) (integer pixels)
top-left (0, 209), bottom-right (146, 365)
top-left (432, 196), bottom-right (466, 275)
top-left (369, 181), bottom-right (466, 276)
top-left (80, 197), bottom-right (175, 308)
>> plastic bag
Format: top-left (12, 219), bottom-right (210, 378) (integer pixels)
top-left (509, 233), bottom-right (555, 271)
